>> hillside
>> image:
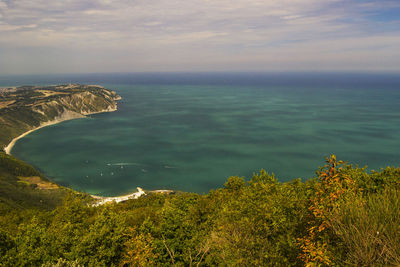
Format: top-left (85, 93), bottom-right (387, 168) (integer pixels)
top-left (0, 155), bottom-right (399, 266)
top-left (0, 152), bottom-right (80, 211)
top-left (0, 84), bottom-right (121, 151)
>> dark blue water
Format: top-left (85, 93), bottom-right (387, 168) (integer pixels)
top-left (2, 73), bottom-right (400, 196)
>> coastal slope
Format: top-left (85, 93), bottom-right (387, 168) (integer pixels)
top-left (0, 152), bottom-right (74, 210)
top-left (0, 84), bottom-right (121, 153)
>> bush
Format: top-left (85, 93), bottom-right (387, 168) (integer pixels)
top-left (330, 188), bottom-right (400, 266)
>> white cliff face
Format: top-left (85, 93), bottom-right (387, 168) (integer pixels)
top-left (50, 109), bottom-right (85, 121)
top-left (33, 88), bottom-right (121, 119)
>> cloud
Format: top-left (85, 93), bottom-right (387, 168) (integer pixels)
top-left (0, 0), bottom-right (399, 74)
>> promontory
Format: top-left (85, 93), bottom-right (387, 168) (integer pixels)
top-left (0, 84), bottom-right (121, 153)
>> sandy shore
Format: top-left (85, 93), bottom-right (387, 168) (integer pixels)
top-left (3, 112), bottom-right (85, 155)
top-left (91, 187), bottom-right (146, 206)
top-left (91, 188), bottom-right (174, 206)
top-left (3, 106), bottom-right (119, 155)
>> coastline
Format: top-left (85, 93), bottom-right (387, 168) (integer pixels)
top-left (3, 107), bottom-right (118, 155)
top-left (1, 104), bottom-right (167, 201)
top-left (91, 187), bottom-right (146, 206)
top-left (4, 117), bottom-right (81, 155)
top-left (91, 188), bottom-right (173, 206)
top-left (1, 93), bottom-right (174, 201)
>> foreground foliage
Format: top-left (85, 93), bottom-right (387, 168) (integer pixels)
top-left (0, 155), bottom-right (399, 266)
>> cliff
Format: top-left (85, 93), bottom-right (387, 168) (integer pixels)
top-left (0, 84), bottom-right (121, 152)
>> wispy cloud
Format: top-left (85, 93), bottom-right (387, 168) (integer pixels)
top-left (0, 0), bottom-right (399, 74)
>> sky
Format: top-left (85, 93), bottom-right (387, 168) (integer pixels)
top-left (0, 0), bottom-right (400, 74)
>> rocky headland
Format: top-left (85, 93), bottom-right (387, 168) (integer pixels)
top-left (0, 84), bottom-right (121, 154)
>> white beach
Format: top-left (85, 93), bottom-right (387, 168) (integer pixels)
top-left (3, 104), bottom-right (120, 155)
top-left (91, 188), bottom-right (173, 206)
top-left (3, 111), bottom-right (85, 155)
top-left (91, 187), bottom-right (146, 206)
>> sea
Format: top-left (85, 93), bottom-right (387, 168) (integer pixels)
top-left (1, 72), bottom-right (400, 196)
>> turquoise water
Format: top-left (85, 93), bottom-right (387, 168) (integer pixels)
top-left (5, 73), bottom-right (400, 196)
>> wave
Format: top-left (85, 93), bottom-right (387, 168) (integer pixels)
top-left (164, 165), bottom-right (176, 169)
top-left (107, 162), bottom-right (143, 166)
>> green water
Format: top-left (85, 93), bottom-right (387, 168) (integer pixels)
top-left (11, 83), bottom-right (400, 196)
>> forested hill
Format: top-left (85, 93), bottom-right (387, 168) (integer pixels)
top-left (0, 84), bottom-right (121, 151)
top-left (0, 154), bottom-right (399, 266)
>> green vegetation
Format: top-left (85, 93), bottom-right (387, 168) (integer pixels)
top-left (0, 154), bottom-right (399, 266)
top-left (0, 152), bottom-right (72, 211)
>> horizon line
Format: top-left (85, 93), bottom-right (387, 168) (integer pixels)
top-left (2, 70), bottom-right (400, 77)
